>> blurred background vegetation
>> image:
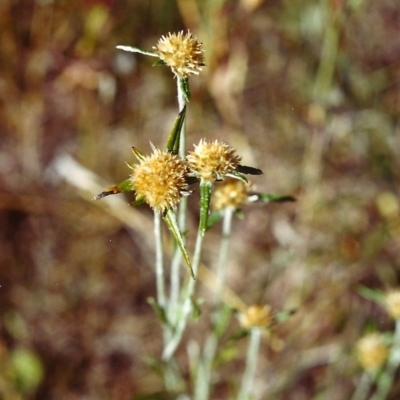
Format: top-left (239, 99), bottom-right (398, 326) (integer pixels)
top-left (1, 0), bottom-right (400, 399)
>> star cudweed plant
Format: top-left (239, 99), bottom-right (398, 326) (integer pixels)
top-left (94, 31), bottom-right (295, 399)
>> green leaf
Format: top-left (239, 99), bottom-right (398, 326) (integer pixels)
top-left (236, 165), bottom-right (263, 175)
top-left (255, 193), bottom-right (296, 203)
top-left (226, 171), bottom-right (248, 184)
top-left (206, 210), bottom-right (224, 229)
top-left (130, 197), bottom-right (145, 207)
top-left (11, 347), bottom-right (44, 392)
top-left (116, 45), bottom-right (158, 57)
top-left (228, 328), bottom-right (249, 342)
top-left (152, 59), bottom-right (167, 67)
top-left (357, 285), bottom-right (386, 305)
top-left (275, 309), bottom-right (296, 323)
top-left (199, 182), bottom-right (212, 236)
top-left (191, 297), bottom-right (203, 321)
top-left (147, 297), bottom-right (169, 325)
top-left (165, 106), bottom-right (186, 152)
top-left (163, 209), bottom-right (194, 279)
top-left (179, 77), bottom-right (190, 102)
top-left (132, 146), bottom-right (145, 162)
top-left (94, 179), bottom-right (135, 200)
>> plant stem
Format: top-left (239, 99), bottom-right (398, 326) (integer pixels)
top-left (154, 211), bottom-right (166, 309)
top-left (163, 226), bottom-right (204, 361)
top-left (216, 207), bottom-right (234, 301)
top-left (238, 327), bottom-right (262, 400)
top-left (169, 77), bottom-right (188, 314)
top-left (194, 207), bottom-right (235, 400)
top-left (351, 371), bottom-right (372, 400)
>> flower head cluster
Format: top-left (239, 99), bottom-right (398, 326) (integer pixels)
top-left (356, 333), bottom-right (388, 371)
top-left (384, 289), bottom-right (400, 320)
top-left (131, 148), bottom-right (188, 213)
top-left (212, 178), bottom-right (251, 211)
top-left (153, 31), bottom-right (205, 79)
top-left (239, 305), bottom-right (274, 330)
top-left (187, 139), bottom-right (241, 183)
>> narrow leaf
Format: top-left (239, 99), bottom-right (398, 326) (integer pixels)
top-left (357, 285), bottom-right (385, 305)
top-left (190, 297), bottom-right (203, 321)
top-left (163, 209), bottom-right (194, 279)
top-left (165, 106), bottom-right (186, 152)
top-left (256, 193), bottom-right (296, 203)
top-left (206, 210), bottom-right (224, 229)
top-left (93, 179), bottom-right (135, 200)
top-left (226, 171), bottom-right (248, 184)
top-left (132, 146), bottom-right (145, 162)
top-left (153, 59), bottom-right (167, 66)
top-left (147, 297), bottom-right (168, 325)
top-left (236, 165), bottom-right (263, 175)
top-left (275, 309), bottom-right (296, 323)
top-left (116, 45), bottom-right (158, 57)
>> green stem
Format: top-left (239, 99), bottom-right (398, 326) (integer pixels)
top-left (199, 181), bottom-right (212, 236)
top-left (238, 327), bottom-right (262, 400)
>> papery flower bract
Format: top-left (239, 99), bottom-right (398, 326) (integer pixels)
top-left (131, 148), bottom-right (188, 213)
top-left (239, 305), bottom-right (274, 330)
top-left (153, 30), bottom-right (205, 79)
top-left (384, 289), bottom-right (400, 320)
top-left (187, 139), bottom-right (241, 183)
top-left (212, 178), bottom-right (251, 211)
top-left (356, 333), bottom-right (388, 371)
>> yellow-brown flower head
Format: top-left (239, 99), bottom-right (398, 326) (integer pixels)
top-left (212, 178), bottom-right (250, 210)
top-left (131, 149), bottom-right (188, 213)
top-left (187, 139), bottom-right (241, 183)
top-left (356, 333), bottom-right (389, 371)
top-left (384, 289), bottom-right (400, 320)
top-left (153, 31), bottom-right (205, 78)
top-left (239, 305), bottom-right (274, 330)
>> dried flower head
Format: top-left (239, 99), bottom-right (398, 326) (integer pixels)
top-left (153, 31), bottom-right (205, 78)
top-left (131, 148), bottom-right (188, 213)
top-left (187, 139), bottom-right (241, 183)
top-left (239, 305), bottom-right (274, 330)
top-left (212, 178), bottom-right (250, 210)
top-left (384, 289), bottom-right (400, 319)
top-left (356, 333), bottom-right (388, 371)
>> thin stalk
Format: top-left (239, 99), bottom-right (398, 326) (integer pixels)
top-left (163, 227), bottom-right (204, 361)
top-left (168, 77), bottom-right (187, 315)
top-left (216, 207), bottom-right (234, 301)
top-left (164, 181), bottom-right (211, 361)
top-left (351, 371), bottom-right (372, 400)
top-left (370, 319), bottom-right (400, 400)
top-left (238, 327), bottom-right (262, 400)
top-left (194, 334), bottom-right (218, 400)
top-left (194, 207), bottom-right (235, 400)
top-left (154, 211), bottom-right (166, 309)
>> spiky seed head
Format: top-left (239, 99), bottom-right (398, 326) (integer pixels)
top-left (239, 305), bottom-right (274, 329)
top-left (131, 149), bottom-right (188, 213)
top-left (153, 30), bottom-right (205, 78)
top-left (212, 178), bottom-right (250, 210)
top-left (187, 139), bottom-right (241, 183)
top-left (384, 290), bottom-right (400, 319)
top-left (356, 333), bottom-right (388, 371)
